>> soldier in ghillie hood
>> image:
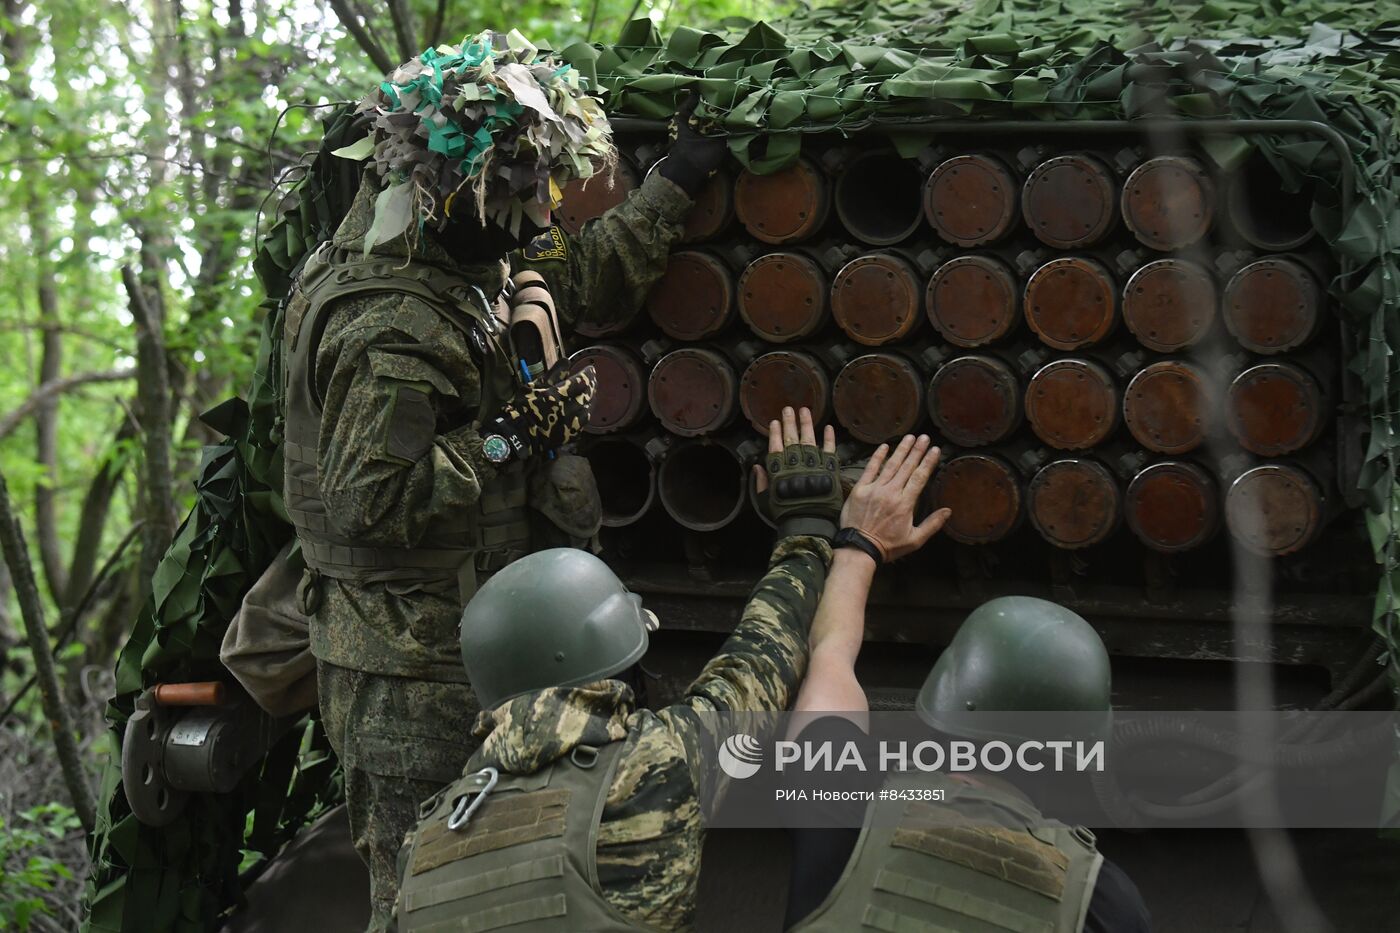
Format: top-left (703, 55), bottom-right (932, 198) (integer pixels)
top-left (280, 30), bottom-right (725, 929)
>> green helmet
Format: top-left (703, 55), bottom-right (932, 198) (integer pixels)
top-left (916, 596), bottom-right (1112, 743)
top-left (461, 548), bottom-right (651, 710)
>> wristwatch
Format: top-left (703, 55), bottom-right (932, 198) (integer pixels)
top-left (832, 527), bottom-right (883, 566)
top-left (481, 434), bottom-right (513, 465)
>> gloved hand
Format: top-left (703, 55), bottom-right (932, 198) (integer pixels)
top-left (659, 93), bottom-right (728, 196)
top-left (481, 365), bottom-right (597, 463)
top-left (753, 406), bottom-right (844, 541)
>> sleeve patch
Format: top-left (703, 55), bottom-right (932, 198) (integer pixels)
top-left (385, 384), bottom-right (436, 462)
top-left (523, 226), bottom-right (568, 262)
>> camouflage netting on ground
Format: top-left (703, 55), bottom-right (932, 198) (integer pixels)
top-left (84, 2), bottom-right (1400, 929)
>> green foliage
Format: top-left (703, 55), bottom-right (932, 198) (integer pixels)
top-left (0, 804), bottom-right (80, 931)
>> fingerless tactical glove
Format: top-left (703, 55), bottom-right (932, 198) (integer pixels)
top-left (483, 365), bottom-right (597, 462)
top-left (764, 441), bottom-right (844, 541)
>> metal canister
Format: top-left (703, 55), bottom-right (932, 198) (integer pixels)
top-left (681, 170), bottom-right (735, 243)
top-left (1225, 463), bottom-right (1323, 556)
top-left (1123, 361), bottom-right (1212, 455)
top-left (657, 438), bottom-right (749, 532)
top-left (582, 435), bottom-right (657, 527)
top-left (832, 353), bottom-right (925, 444)
top-left (734, 157), bottom-right (830, 244)
top-left (738, 252), bottom-right (828, 343)
top-left (1221, 258), bottom-right (1323, 354)
top-left (1122, 259), bottom-right (1217, 352)
top-left (1028, 458), bottom-right (1122, 549)
top-left (1021, 153), bottom-right (1118, 249)
top-left (831, 252), bottom-right (923, 346)
top-left (1024, 257), bottom-right (1117, 350)
top-left (923, 154), bottom-right (1019, 247)
top-left (834, 150), bottom-right (926, 246)
top-left (556, 158), bottom-right (638, 235)
top-left (1025, 358), bottom-right (1118, 450)
top-left (927, 354), bottom-right (1022, 447)
top-left (739, 350), bottom-right (832, 433)
top-left (1120, 155), bottom-right (1215, 251)
top-left (645, 250), bottom-right (735, 341)
top-left (570, 344), bottom-right (648, 434)
top-left (648, 347), bottom-right (738, 437)
top-left (1226, 362), bottom-right (1325, 456)
top-left (1125, 461), bottom-right (1219, 552)
top-left (927, 453), bottom-right (1023, 544)
top-left (926, 255), bottom-right (1019, 348)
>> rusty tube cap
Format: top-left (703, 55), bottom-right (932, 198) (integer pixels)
top-left (833, 353), bottom-right (924, 444)
top-left (569, 345), bottom-right (647, 434)
top-left (648, 347), bottom-right (737, 437)
top-left (738, 252), bottom-right (828, 343)
top-left (927, 355), bottom-right (1022, 447)
top-left (924, 154), bottom-right (1019, 247)
top-left (926, 255), bottom-right (1018, 348)
top-left (832, 253), bottom-right (922, 346)
top-left (1225, 463), bottom-right (1322, 556)
top-left (1122, 259), bottom-right (1217, 352)
top-left (645, 250), bottom-right (735, 341)
top-left (1022, 153), bottom-right (1118, 249)
top-left (1024, 257), bottom-right (1117, 350)
top-left (556, 158), bottom-right (638, 236)
top-left (1222, 258), bottom-right (1322, 355)
top-left (928, 454), bottom-right (1023, 544)
top-left (740, 351), bottom-right (832, 433)
top-left (1028, 458), bottom-right (1121, 549)
top-left (1123, 361), bottom-right (1212, 455)
top-left (734, 157), bottom-right (830, 244)
top-left (1025, 359), bottom-right (1118, 450)
top-left (1125, 461), bottom-right (1219, 552)
top-left (1121, 156), bottom-right (1215, 251)
top-left (583, 437), bottom-right (657, 527)
top-left (834, 151), bottom-right (926, 246)
top-left (1226, 362), bottom-right (1324, 456)
top-left (657, 439), bottom-right (747, 531)
top-left (681, 170), bottom-right (735, 243)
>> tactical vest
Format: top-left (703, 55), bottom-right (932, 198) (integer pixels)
top-left (282, 243), bottom-right (531, 601)
top-left (790, 772), bottom-right (1102, 933)
top-left (397, 741), bottom-right (655, 932)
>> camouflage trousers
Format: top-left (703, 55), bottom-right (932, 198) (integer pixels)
top-left (317, 661), bottom-right (480, 932)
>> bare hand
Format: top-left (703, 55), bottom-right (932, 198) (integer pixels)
top-left (839, 435), bottom-right (949, 562)
top-left (753, 406), bottom-right (836, 495)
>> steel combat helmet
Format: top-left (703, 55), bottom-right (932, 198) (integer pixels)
top-left (916, 596), bottom-right (1112, 743)
top-left (460, 548), bottom-right (654, 710)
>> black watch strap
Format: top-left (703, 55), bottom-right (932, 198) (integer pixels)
top-left (833, 527), bottom-right (883, 565)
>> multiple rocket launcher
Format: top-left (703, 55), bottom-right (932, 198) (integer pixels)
top-left (561, 141), bottom-right (1338, 560)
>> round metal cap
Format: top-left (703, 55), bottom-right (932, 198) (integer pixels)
top-left (832, 253), bottom-right (922, 346)
top-left (1122, 259), bottom-right (1217, 352)
top-left (740, 351), bottom-right (831, 433)
top-left (832, 353), bottom-right (924, 444)
top-left (1225, 464), bottom-right (1322, 556)
top-left (926, 255), bottom-right (1018, 348)
top-left (569, 345), bottom-right (647, 434)
top-left (1026, 359), bottom-right (1118, 450)
top-left (1123, 361), bottom-right (1211, 455)
top-left (646, 250), bottom-right (734, 341)
top-left (681, 169), bottom-right (735, 243)
top-left (1125, 461), bottom-right (1219, 552)
top-left (1024, 257), bottom-right (1117, 350)
top-left (1222, 258), bottom-right (1322, 355)
top-left (557, 159), bottom-right (638, 235)
top-left (734, 158), bottom-right (829, 244)
top-left (648, 347), bottom-right (737, 437)
top-left (1121, 156), bottom-right (1215, 251)
top-left (1227, 362), bottom-right (1324, 456)
top-left (927, 355), bottom-right (1022, 447)
top-left (924, 154), bottom-right (1019, 247)
top-left (928, 454), bottom-right (1022, 544)
top-left (1022, 154), bottom-right (1118, 249)
top-left (738, 252), bottom-right (828, 343)
top-left (1029, 459), bottom-right (1121, 549)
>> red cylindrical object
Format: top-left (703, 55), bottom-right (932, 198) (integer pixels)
top-left (834, 150), bottom-right (925, 246)
top-left (925, 255), bottom-right (1018, 348)
top-left (734, 158), bottom-right (830, 244)
top-left (1025, 359), bottom-right (1118, 450)
top-left (1028, 458), bottom-right (1121, 549)
top-left (1022, 153), bottom-right (1118, 249)
top-left (740, 351), bottom-right (832, 434)
top-left (648, 348), bottom-right (737, 437)
top-left (1225, 463), bottom-right (1323, 556)
top-left (556, 159), bottom-right (638, 236)
top-left (1226, 362), bottom-right (1325, 456)
top-left (738, 252), bottom-right (828, 343)
top-left (681, 170), bottom-right (735, 243)
top-left (1122, 259), bottom-right (1217, 353)
top-left (927, 453), bottom-right (1023, 544)
top-left (832, 353), bottom-right (924, 444)
top-left (924, 154), bottom-right (1019, 247)
top-left (153, 682), bottom-right (227, 707)
top-left (1120, 156), bottom-right (1215, 251)
top-left (1125, 461), bottom-right (1219, 553)
top-left (570, 344), bottom-right (648, 434)
top-left (646, 250), bottom-right (735, 341)
top-left (927, 355), bottom-right (1022, 447)
top-left (1024, 257), bottom-right (1117, 351)
top-left (831, 253), bottom-right (923, 346)
top-left (1222, 258), bottom-right (1323, 355)
top-left (1123, 361), bottom-right (1212, 455)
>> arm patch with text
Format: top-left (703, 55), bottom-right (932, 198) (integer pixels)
top-left (522, 226), bottom-right (568, 262)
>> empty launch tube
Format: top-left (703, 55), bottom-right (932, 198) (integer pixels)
top-left (833, 150), bottom-right (926, 246)
top-left (1226, 150), bottom-right (1316, 251)
top-left (583, 436), bottom-right (658, 527)
top-left (657, 438), bottom-right (750, 532)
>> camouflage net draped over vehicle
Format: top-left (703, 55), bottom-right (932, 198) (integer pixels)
top-left (84, 3), bottom-right (1400, 929)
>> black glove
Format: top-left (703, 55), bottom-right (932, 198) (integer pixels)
top-left (659, 93), bottom-right (728, 196)
top-left (481, 365), bottom-right (597, 463)
top-left (763, 440), bottom-right (844, 541)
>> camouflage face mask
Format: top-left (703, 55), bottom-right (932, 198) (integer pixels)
top-left (333, 29), bottom-right (617, 253)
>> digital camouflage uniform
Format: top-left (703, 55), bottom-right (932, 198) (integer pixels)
top-left (297, 168), bottom-right (693, 930)
top-left (417, 535), bottom-right (833, 932)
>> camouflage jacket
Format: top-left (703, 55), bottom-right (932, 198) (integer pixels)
top-left (462, 535), bottom-right (833, 931)
top-left (304, 172), bottom-right (692, 681)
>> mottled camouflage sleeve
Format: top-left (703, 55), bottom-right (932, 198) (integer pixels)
top-left (514, 172), bottom-right (693, 333)
top-left (314, 294), bottom-right (498, 548)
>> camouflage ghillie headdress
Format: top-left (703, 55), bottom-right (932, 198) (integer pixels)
top-left (334, 29), bottom-right (616, 253)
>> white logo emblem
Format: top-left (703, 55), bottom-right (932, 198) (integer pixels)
top-left (718, 733), bottom-right (764, 780)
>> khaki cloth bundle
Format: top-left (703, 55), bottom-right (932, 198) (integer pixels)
top-left (220, 540), bottom-right (318, 716)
